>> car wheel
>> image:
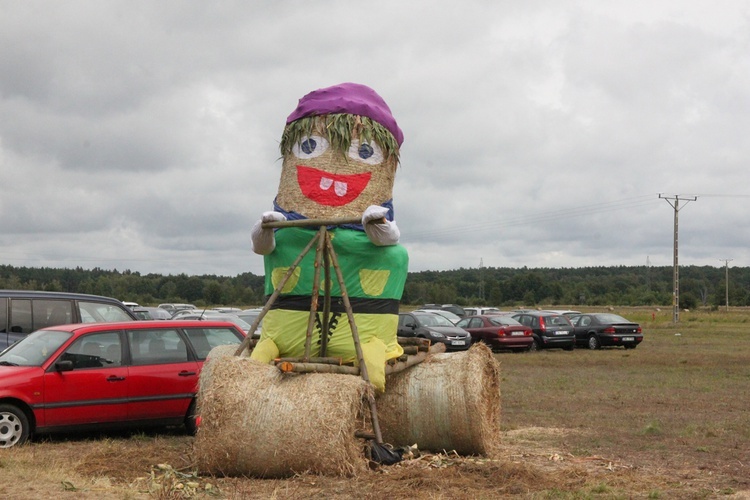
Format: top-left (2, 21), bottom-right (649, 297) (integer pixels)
top-left (588, 335), bottom-right (601, 350)
top-left (0, 404), bottom-right (30, 448)
top-left (529, 338), bottom-right (541, 352)
top-left (185, 399), bottom-right (198, 435)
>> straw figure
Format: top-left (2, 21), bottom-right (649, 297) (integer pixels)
top-left (250, 83), bottom-right (408, 391)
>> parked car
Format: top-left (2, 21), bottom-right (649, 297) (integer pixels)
top-left (421, 304), bottom-right (467, 317)
top-left (568, 313), bottom-right (643, 349)
top-left (397, 311), bottom-right (471, 351)
top-left (463, 306), bottom-right (503, 316)
top-left (0, 290), bottom-right (138, 351)
top-left (456, 315), bottom-right (533, 352)
top-left (542, 309), bottom-right (582, 317)
top-left (412, 308), bottom-right (462, 324)
top-left (211, 307), bottom-right (243, 314)
top-left (141, 307), bottom-right (173, 320)
top-left (0, 319), bottom-right (245, 447)
top-left (130, 307), bottom-right (153, 320)
top-left (237, 308), bottom-right (263, 338)
top-left (511, 311), bottom-right (575, 351)
top-left (157, 303), bottom-right (196, 316)
top-left (171, 311), bottom-right (253, 335)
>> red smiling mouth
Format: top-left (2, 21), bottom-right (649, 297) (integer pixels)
top-left (296, 165), bottom-right (372, 206)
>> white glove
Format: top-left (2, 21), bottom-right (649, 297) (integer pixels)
top-left (362, 205), bottom-right (400, 246)
top-left (251, 211), bottom-right (287, 255)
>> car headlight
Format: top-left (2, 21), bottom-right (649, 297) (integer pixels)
top-left (430, 331), bottom-right (445, 339)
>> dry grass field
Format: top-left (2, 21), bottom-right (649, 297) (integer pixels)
top-left (0, 307), bottom-right (748, 499)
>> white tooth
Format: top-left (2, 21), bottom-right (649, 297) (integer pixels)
top-left (334, 181), bottom-right (348, 197)
top-left (320, 177), bottom-right (333, 190)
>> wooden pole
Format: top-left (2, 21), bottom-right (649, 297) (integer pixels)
top-left (303, 226), bottom-right (327, 361)
top-left (325, 232), bottom-right (384, 445)
top-left (234, 231), bottom-right (321, 356)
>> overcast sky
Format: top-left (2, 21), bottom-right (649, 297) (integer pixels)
top-left (2, 1), bottom-right (750, 277)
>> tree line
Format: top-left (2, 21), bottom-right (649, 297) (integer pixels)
top-left (1, 264), bottom-right (747, 310)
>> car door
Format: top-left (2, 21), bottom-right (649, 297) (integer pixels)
top-left (397, 314), bottom-right (417, 337)
top-left (42, 331), bottom-right (128, 427)
top-left (125, 327), bottom-right (199, 421)
top-left (572, 315), bottom-right (591, 342)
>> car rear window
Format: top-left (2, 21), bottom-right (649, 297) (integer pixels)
top-left (183, 327), bottom-right (243, 360)
top-left (545, 315), bottom-right (570, 326)
top-left (490, 317), bottom-right (521, 326)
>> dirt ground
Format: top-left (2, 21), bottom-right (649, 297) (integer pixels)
top-left (2, 425), bottom-right (745, 499)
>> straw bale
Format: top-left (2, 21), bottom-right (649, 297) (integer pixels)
top-left (376, 343), bottom-right (501, 456)
top-left (194, 354), bottom-right (370, 477)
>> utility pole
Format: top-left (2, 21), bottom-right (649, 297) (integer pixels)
top-left (479, 258), bottom-right (485, 301)
top-left (659, 194), bottom-right (697, 323)
top-left (719, 258), bottom-right (733, 312)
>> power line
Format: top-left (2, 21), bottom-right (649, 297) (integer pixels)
top-left (406, 195), bottom-right (658, 239)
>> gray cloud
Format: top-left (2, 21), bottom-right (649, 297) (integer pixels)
top-left (2, 0), bottom-right (750, 277)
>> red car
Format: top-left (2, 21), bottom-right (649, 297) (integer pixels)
top-left (0, 320), bottom-right (245, 448)
top-left (455, 315), bottom-right (533, 352)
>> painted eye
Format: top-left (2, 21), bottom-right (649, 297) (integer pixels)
top-left (291, 135), bottom-right (329, 159)
top-left (348, 139), bottom-right (384, 165)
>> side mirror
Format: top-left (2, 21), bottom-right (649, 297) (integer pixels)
top-left (55, 360), bottom-right (74, 372)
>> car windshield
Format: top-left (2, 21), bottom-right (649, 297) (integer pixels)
top-left (415, 313), bottom-right (454, 327)
top-left (490, 317), bottom-right (521, 326)
top-left (0, 329), bottom-right (72, 367)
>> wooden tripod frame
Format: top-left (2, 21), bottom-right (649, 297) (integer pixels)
top-left (234, 217), bottom-right (385, 443)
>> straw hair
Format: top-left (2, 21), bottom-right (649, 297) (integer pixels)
top-left (194, 350), bottom-right (371, 477)
top-left (280, 114), bottom-right (400, 162)
top-left (376, 343), bottom-right (502, 456)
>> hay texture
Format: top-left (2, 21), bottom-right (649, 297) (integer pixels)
top-left (194, 351), bottom-right (370, 477)
top-left (376, 343), bottom-right (501, 456)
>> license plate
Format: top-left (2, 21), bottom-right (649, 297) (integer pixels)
top-left (451, 340), bottom-right (465, 345)
top-left (511, 332), bottom-right (524, 336)
top-left (622, 336), bottom-right (634, 342)
top-left (555, 331), bottom-right (569, 335)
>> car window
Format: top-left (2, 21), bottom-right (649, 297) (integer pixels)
top-left (183, 327), bottom-right (243, 360)
top-left (128, 328), bottom-right (188, 365)
top-left (490, 317), bottom-right (520, 327)
top-left (399, 315), bottom-right (416, 328)
top-left (597, 314), bottom-right (628, 324)
top-left (469, 318), bottom-right (483, 328)
top-left (416, 314), bottom-right (453, 327)
top-left (0, 298), bottom-right (6, 333)
top-left (580, 316), bottom-right (591, 327)
top-left (9, 299), bottom-right (32, 333)
top-left (546, 315), bottom-right (569, 326)
top-left (79, 301), bottom-right (133, 323)
top-left (34, 300), bottom-right (74, 330)
top-left (455, 318), bottom-right (469, 328)
top-left (60, 331), bottom-right (122, 369)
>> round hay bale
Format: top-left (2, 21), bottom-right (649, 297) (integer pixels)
top-left (376, 343), bottom-right (501, 456)
top-left (194, 354), bottom-right (370, 477)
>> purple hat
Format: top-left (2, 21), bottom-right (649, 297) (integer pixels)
top-left (286, 83), bottom-right (404, 146)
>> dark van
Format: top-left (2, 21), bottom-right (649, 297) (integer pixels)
top-left (0, 290), bottom-right (137, 350)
